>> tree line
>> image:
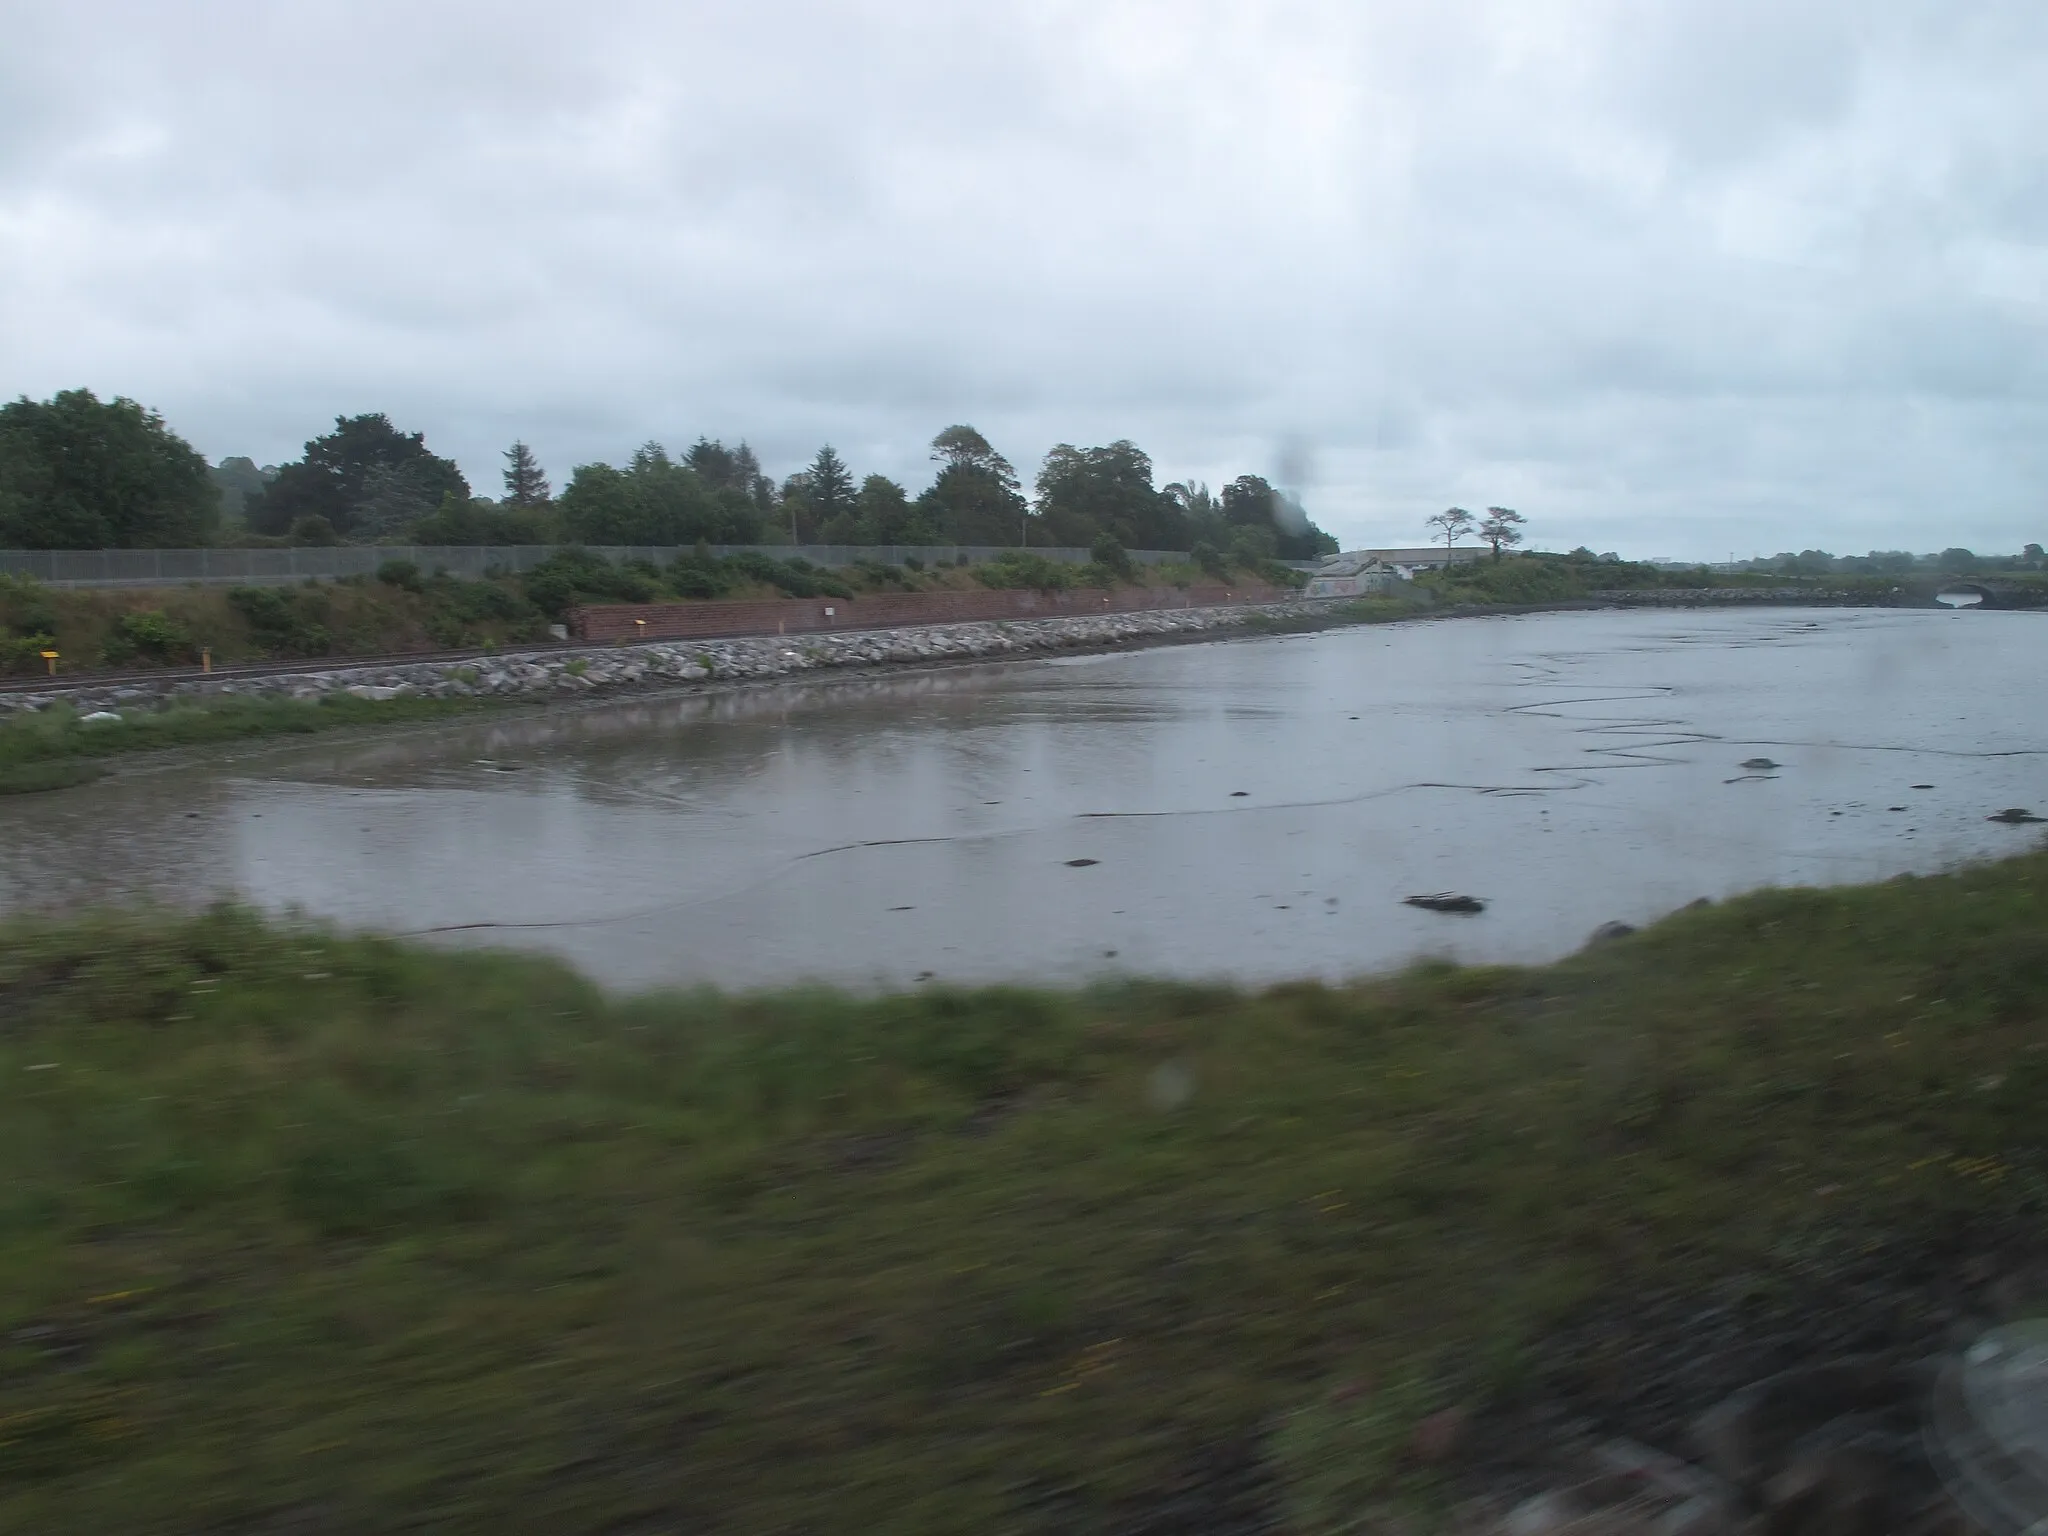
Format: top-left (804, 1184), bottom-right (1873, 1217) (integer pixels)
top-left (0, 389), bottom-right (1337, 562)
top-left (1735, 547), bottom-right (2048, 576)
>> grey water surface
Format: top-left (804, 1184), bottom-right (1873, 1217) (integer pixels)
top-left (3, 607), bottom-right (2041, 991)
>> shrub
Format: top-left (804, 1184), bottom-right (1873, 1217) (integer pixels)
top-left (667, 564), bottom-right (725, 600)
top-left (440, 580), bottom-right (532, 625)
top-left (227, 586), bottom-right (332, 657)
top-left (99, 609), bottom-right (196, 666)
top-left (0, 633), bottom-right (57, 676)
top-left (0, 573), bottom-right (59, 640)
top-left (720, 552), bottom-right (853, 599)
top-left (377, 560), bottom-right (424, 592)
top-left (1090, 535), bottom-right (1134, 581)
top-left (520, 548), bottom-right (624, 618)
top-left (290, 514), bottom-right (339, 546)
top-left (975, 551), bottom-right (1076, 591)
top-left (1260, 560), bottom-right (1309, 590)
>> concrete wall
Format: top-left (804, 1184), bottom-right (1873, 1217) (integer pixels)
top-left (570, 583), bottom-right (1285, 643)
top-left (0, 543), bottom-right (1199, 588)
top-left (1302, 570), bottom-right (1400, 598)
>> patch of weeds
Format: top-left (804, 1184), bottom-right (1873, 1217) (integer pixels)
top-left (1270, 1369), bottom-right (1439, 1534)
top-left (0, 759), bottom-right (103, 795)
top-left (0, 1390), bottom-right (139, 1481)
top-left (97, 610), bottom-right (197, 667)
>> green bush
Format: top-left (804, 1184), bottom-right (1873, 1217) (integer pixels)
top-left (376, 559), bottom-right (424, 592)
top-left (520, 548), bottom-right (627, 618)
top-left (0, 573), bottom-right (59, 640)
top-left (0, 632), bottom-right (57, 676)
top-left (665, 560), bottom-right (727, 599)
top-left (99, 609), bottom-right (196, 666)
top-left (226, 586), bottom-right (332, 657)
top-left (721, 552), bottom-right (853, 599)
top-left (1089, 535), bottom-right (1134, 581)
top-left (436, 578), bottom-right (531, 625)
top-left (974, 551), bottom-right (1076, 591)
top-left (1260, 560), bottom-right (1309, 590)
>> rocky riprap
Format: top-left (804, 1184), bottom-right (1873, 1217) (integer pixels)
top-left (0, 600), bottom-right (1336, 718)
top-left (1452, 1240), bottom-right (2048, 1536)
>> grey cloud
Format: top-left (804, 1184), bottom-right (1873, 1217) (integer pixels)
top-left (2, 0), bottom-right (2044, 557)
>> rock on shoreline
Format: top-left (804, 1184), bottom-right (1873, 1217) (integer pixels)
top-left (0, 599), bottom-right (1345, 718)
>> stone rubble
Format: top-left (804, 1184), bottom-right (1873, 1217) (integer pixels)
top-left (0, 600), bottom-right (1345, 719)
top-left (1468, 1357), bottom-right (1995, 1536)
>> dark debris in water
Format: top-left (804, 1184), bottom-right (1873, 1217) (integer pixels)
top-left (1988, 808), bottom-right (2045, 824)
top-left (1405, 892), bottom-right (1487, 914)
top-left (1065, 858), bottom-right (1100, 867)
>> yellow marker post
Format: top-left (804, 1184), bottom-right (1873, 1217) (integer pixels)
top-left (39, 649), bottom-right (58, 677)
top-left (633, 618), bottom-right (647, 640)
top-left (201, 646), bottom-right (212, 674)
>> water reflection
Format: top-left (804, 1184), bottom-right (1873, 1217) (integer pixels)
top-left (2, 608), bottom-right (2039, 990)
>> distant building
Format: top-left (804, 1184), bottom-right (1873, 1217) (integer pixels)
top-left (1303, 552), bottom-right (1402, 598)
top-left (1360, 546), bottom-right (1487, 577)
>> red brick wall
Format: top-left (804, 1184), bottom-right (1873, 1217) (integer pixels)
top-left (568, 584), bottom-right (1284, 643)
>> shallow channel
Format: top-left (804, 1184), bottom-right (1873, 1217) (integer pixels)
top-left (4, 607), bottom-right (2042, 990)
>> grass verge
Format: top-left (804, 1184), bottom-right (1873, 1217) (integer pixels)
top-left (0, 759), bottom-right (103, 795)
top-left (1239, 594), bottom-right (1431, 633)
top-left (0, 694), bottom-right (502, 793)
top-left (0, 857), bottom-right (2043, 1531)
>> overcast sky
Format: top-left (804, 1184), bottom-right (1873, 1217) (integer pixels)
top-left (5, 1), bottom-right (2045, 557)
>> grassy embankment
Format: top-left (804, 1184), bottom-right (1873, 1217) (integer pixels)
top-left (0, 695), bottom-right (501, 795)
top-left (0, 548), bottom-right (1314, 793)
top-left (0, 852), bottom-right (2042, 1532)
top-left (0, 549), bottom-right (1291, 682)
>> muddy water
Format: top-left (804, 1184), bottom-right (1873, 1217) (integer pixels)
top-left (3, 608), bottom-right (2041, 990)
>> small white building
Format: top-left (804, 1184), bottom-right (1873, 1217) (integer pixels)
top-left (1303, 552), bottom-right (1402, 598)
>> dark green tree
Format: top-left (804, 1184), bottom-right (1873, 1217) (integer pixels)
top-left (502, 441), bottom-right (550, 506)
top-left (857, 474), bottom-right (936, 544)
top-left (1217, 475), bottom-right (1334, 561)
top-left (353, 463), bottom-right (449, 540)
top-left (807, 445), bottom-right (856, 532)
top-left (916, 425), bottom-right (1027, 545)
top-left (1033, 441), bottom-right (1187, 550)
top-left (208, 456), bottom-right (275, 526)
top-left (0, 389), bottom-right (220, 548)
top-left (558, 442), bottom-right (761, 545)
top-left (778, 470), bottom-right (816, 542)
top-left (410, 491), bottom-right (553, 545)
top-left (683, 439), bottom-right (742, 491)
top-left (685, 439), bottom-right (777, 515)
top-left (250, 413), bottom-right (469, 539)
